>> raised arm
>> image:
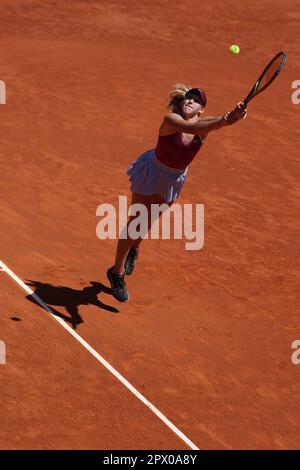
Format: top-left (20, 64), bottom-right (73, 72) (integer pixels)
top-left (163, 102), bottom-right (247, 136)
top-left (163, 113), bottom-right (226, 136)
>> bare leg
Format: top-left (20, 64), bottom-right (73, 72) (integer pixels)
top-left (113, 193), bottom-right (173, 275)
top-left (113, 193), bottom-right (152, 275)
top-left (112, 227), bottom-right (135, 275)
top-left (131, 193), bottom-right (173, 250)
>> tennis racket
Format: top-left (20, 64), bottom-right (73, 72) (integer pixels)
top-left (243, 51), bottom-right (286, 105)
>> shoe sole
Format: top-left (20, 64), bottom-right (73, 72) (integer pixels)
top-left (107, 268), bottom-right (129, 302)
top-left (124, 265), bottom-right (134, 276)
top-left (124, 251), bottom-right (138, 276)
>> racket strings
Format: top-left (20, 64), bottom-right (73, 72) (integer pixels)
top-left (257, 55), bottom-right (284, 91)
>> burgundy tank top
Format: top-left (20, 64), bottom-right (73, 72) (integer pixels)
top-left (154, 132), bottom-right (204, 169)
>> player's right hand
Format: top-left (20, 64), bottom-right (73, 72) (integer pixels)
top-left (234, 101), bottom-right (247, 118)
top-left (224, 102), bottom-right (247, 125)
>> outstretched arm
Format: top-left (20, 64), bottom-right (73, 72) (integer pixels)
top-left (163, 102), bottom-right (247, 136)
top-left (163, 113), bottom-right (227, 136)
top-left (197, 102), bottom-right (247, 128)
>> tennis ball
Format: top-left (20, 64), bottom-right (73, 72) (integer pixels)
top-left (230, 44), bottom-right (240, 55)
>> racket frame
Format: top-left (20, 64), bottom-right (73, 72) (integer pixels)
top-left (243, 51), bottom-right (286, 105)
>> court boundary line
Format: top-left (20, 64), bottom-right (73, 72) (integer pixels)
top-left (0, 259), bottom-right (200, 450)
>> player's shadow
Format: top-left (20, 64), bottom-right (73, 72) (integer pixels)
top-left (25, 280), bottom-right (119, 329)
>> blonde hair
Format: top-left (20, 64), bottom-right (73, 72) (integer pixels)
top-left (166, 83), bottom-right (191, 113)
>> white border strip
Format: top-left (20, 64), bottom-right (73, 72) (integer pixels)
top-left (0, 259), bottom-right (199, 450)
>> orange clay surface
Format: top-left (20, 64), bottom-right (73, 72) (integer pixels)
top-left (0, 0), bottom-right (300, 450)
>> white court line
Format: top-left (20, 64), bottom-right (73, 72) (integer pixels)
top-left (0, 259), bottom-right (199, 450)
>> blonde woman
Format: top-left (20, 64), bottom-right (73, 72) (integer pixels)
top-left (107, 84), bottom-right (247, 301)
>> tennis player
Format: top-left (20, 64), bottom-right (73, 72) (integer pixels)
top-left (107, 84), bottom-right (247, 301)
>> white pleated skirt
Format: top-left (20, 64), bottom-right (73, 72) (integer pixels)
top-left (127, 149), bottom-right (188, 203)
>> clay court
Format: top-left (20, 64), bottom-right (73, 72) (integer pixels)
top-left (0, 0), bottom-right (299, 450)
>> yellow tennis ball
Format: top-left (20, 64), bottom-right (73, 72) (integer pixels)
top-left (230, 44), bottom-right (240, 55)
